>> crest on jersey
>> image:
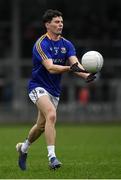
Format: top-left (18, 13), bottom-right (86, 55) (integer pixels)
top-left (61, 47), bottom-right (66, 54)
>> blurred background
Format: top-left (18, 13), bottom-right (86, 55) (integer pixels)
top-left (0, 0), bottom-right (121, 123)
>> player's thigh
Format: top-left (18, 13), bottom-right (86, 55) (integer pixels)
top-left (36, 95), bottom-right (56, 120)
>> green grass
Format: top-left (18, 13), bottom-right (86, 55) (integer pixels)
top-left (0, 123), bottom-right (121, 179)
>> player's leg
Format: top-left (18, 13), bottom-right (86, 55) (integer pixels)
top-left (27, 110), bottom-right (45, 143)
top-left (21, 110), bottom-right (46, 152)
top-left (36, 95), bottom-right (61, 169)
top-left (16, 110), bottom-right (46, 170)
top-left (16, 87), bottom-right (61, 170)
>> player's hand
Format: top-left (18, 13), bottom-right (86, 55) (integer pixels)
top-left (70, 62), bottom-right (88, 73)
top-left (85, 73), bottom-right (96, 83)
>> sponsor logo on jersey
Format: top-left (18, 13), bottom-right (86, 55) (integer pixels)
top-left (53, 59), bottom-right (63, 63)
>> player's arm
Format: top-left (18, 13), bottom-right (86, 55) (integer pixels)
top-left (35, 40), bottom-right (70, 74)
top-left (42, 58), bottom-right (70, 74)
top-left (69, 56), bottom-right (96, 83)
top-left (69, 56), bottom-right (90, 79)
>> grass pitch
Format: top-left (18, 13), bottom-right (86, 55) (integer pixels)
top-left (0, 123), bottom-right (121, 179)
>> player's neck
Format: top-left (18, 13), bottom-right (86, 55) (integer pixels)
top-left (46, 32), bottom-right (61, 41)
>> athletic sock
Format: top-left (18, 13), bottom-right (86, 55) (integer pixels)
top-left (21, 139), bottom-right (31, 153)
top-left (47, 145), bottom-right (56, 161)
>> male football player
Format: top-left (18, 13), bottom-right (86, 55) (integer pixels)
top-left (16, 9), bottom-right (96, 170)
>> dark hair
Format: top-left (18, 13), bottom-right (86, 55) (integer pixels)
top-left (42, 9), bottom-right (63, 24)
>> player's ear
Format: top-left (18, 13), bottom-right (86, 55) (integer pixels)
top-left (45, 22), bottom-right (50, 29)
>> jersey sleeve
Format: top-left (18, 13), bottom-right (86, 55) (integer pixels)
top-left (66, 40), bottom-right (76, 58)
top-left (33, 39), bottom-right (52, 62)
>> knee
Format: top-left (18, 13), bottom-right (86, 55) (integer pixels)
top-left (40, 126), bottom-right (45, 133)
top-left (47, 110), bottom-right (56, 124)
top-left (36, 123), bottom-right (45, 132)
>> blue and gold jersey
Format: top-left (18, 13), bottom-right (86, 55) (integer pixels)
top-left (28, 33), bottom-right (76, 97)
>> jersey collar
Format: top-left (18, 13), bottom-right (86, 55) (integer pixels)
top-left (46, 33), bottom-right (62, 41)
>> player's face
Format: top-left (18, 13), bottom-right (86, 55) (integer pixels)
top-left (46, 16), bottom-right (63, 35)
